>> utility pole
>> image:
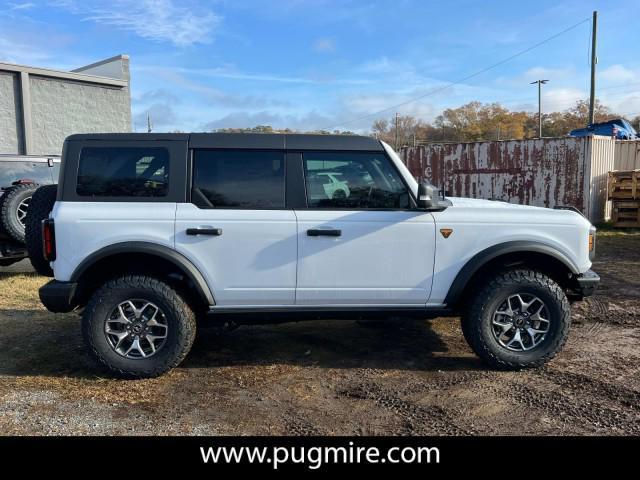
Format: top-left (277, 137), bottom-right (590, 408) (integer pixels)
top-left (588, 10), bottom-right (598, 125)
top-left (394, 112), bottom-right (399, 149)
top-left (530, 79), bottom-right (549, 138)
top-left (147, 114), bottom-right (153, 133)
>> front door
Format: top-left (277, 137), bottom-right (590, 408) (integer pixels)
top-left (174, 149), bottom-right (297, 306)
top-left (295, 151), bottom-right (436, 306)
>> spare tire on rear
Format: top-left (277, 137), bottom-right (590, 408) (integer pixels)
top-left (0, 183), bottom-right (38, 244)
top-left (25, 184), bottom-right (57, 277)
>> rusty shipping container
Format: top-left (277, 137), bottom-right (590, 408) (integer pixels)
top-left (401, 136), bottom-right (615, 223)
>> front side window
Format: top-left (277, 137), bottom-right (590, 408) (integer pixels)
top-left (77, 147), bottom-right (169, 197)
top-left (303, 152), bottom-right (411, 209)
top-left (192, 150), bottom-right (285, 209)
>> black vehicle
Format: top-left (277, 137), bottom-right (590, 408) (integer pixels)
top-left (0, 154), bottom-right (59, 267)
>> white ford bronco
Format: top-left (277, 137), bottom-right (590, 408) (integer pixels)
top-left (30, 133), bottom-right (599, 378)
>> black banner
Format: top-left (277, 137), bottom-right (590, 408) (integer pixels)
top-left (0, 436), bottom-right (637, 472)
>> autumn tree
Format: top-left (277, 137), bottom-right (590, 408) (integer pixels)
top-left (371, 99), bottom-right (626, 143)
top-left (371, 115), bottom-right (430, 147)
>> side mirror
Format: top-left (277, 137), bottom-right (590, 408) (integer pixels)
top-left (417, 183), bottom-right (435, 209)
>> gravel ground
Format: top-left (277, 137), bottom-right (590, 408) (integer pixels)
top-left (0, 233), bottom-right (638, 436)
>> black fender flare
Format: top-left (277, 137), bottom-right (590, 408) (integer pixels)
top-left (444, 241), bottom-right (579, 307)
top-left (70, 242), bottom-right (215, 306)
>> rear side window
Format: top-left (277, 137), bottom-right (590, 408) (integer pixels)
top-left (303, 151), bottom-right (411, 209)
top-left (192, 150), bottom-right (285, 209)
top-left (76, 147), bottom-right (169, 197)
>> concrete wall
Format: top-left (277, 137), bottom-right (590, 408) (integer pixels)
top-left (0, 55), bottom-right (131, 156)
top-left (0, 71), bottom-right (22, 154)
top-left (29, 76), bottom-right (131, 155)
top-left (401, 136), bottom-right (616, 223)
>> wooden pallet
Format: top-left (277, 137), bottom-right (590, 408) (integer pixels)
top-left (608, 169), bottom-right (640, 200)
top-left (612, 200), bottom-right (640, 228)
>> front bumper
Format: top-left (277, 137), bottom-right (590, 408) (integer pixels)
top-left (39, 280), bottom-right (78, 313)
top-left (571, 269), bottom-right (600, 298)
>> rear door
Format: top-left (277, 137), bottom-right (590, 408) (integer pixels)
top-left (174, 149), bottom-right (297, 306)
top-left (294, 151), bottom-right (436, 306)
top-left (52, 139), bottom-right (186, 282)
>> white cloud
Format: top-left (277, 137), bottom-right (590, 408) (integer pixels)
top-left (600, 64), bottom-right (638, 84)
top-left (542, 88), bottom-right (586, 112)
top-left (55, 0), bottom-right (220, 47)
top-left (495, 66), bottom-right (577, 88)
top-left (0, 34), bottom-right (51, 64)
top-left (312, 37), bottom-right (335, 53)
top-left (137, 63), bottom-right (371, 86)
top-left (133, 103), bottom-right (177, 131)
top-left (0, 24), bottom-right (75, 66)
top-left (9, 2), bottom-right (35, 10)
top-left (604, 93), bottom-right (640, 119)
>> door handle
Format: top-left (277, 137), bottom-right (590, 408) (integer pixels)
top-left (186, 227), bottom-right (223, 236)
top-left (307, 228), bottom-right (341, 237)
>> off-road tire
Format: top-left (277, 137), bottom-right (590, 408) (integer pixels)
top-left (25, 184), bottom-right (57, 277)
top-left (0, 183), bottom-right (38, 244)
top-left (82, 275), bottom-right (197, 379)
top-left (461, 269), bottom-right (571, 370)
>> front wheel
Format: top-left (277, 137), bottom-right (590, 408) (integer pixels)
top-left (82, 275), bottom-right (196, 378)
top-left (461, 269), bottom-right (571, 370)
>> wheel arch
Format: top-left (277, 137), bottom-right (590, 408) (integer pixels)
top-left (444, 241), bottom-right (579, 310)
top-left (70, 242), bottom-right (215, 308)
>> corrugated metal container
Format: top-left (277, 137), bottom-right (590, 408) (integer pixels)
top-left (401, 136), bottom-right (615, 223)
top-left (586, 136), bottom-right (616, 222)
top-left (614, 140), bottom-right (640, 170)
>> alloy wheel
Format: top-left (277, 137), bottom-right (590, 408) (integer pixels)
top-left (104, 299), bottom-right (168, 359)
top-left (491, 293), bottom-right (551, 351)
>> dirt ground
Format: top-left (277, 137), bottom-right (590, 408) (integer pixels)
top-left (0, 233), bottom-right (639, 436)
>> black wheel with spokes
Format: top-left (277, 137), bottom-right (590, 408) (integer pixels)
top-left (462, 269), bottom-right (571, 370)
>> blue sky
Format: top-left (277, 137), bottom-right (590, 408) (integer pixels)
top-left (2, 0), bottom-right (640, 133)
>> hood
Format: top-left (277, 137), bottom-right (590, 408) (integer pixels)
top-left (447, 197), bottom-right (549, 210)
top-left (446, 197), bottom-right (589, 221)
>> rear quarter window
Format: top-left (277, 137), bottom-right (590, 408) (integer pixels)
top-left (76, 147), bottom-right (169, 197)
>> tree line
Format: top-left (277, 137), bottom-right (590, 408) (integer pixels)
top-left (371, 100), bottom-right (640, 146)
top-left (212, 99), bottom-right (640, 145)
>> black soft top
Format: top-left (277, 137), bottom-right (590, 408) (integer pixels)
top-left (65, 133), bottom-right (384, 151)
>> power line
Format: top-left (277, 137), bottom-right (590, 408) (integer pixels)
top-left (324, 17), bottom-right (592, 130)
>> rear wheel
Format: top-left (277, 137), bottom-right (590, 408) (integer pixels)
top-left (461, 269), bottom-right (571, 369)
top-left (25, 184), bottom-right (57, 277)
top-left (0, 183), bottom-right (38, 243)
top-left (82, 275), bottom-right (196, 378)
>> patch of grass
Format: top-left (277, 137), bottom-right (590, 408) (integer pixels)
top-left (0, 273), bottom-right (48, 310)
top-left (594, 221), bottom-right (640, 236)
